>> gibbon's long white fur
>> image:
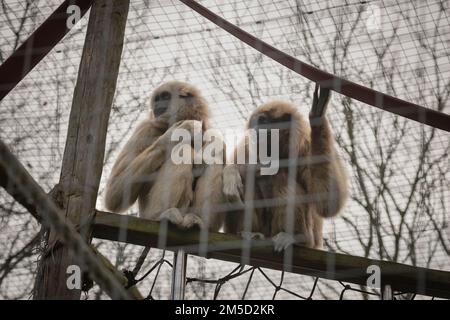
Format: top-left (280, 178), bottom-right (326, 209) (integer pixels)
top-left (222, 84), bottom-right (348, 250)
top-left (104, 81), bottom-right (226, 230)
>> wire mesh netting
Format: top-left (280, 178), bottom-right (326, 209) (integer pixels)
top-left (0, 0), bottom-right (449, 299)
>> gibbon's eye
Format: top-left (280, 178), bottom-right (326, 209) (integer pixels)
top-left (265, 113), bottom-right (292, 130)
top-left (257, 114), bottom-right (270, 125)
top-left (179, 92), bottom-right (194, 99)
top-left (249, 113), bottom-right (264, 128)
top-left (249, 113), bottom-right (269, 129)
top-left (159, 91), bottom-right (171, 101)
top-left (153, 91), bottom-right (171, 117)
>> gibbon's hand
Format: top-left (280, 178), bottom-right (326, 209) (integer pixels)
top-left (222, 164), bottom-right (244, 203)
top-left (154, 119), bottom-right (202, 148)
top-left (310, 83), bottom-right (331, 119)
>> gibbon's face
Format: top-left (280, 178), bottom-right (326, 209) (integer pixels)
top-left (248, 101), bottom-right (303, 158)
top-left (150, 81), bottom-right (209, 127)
top-left (248, 102), bottom-right (296, 136)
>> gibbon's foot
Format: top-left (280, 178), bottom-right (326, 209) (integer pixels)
top-left (223, 165), bottom-right (243, 201)
top-left (159, 208), bottom-right (184, 226)
top-left (181, 213), bottom-right (204, 229)
top-left (272, 232), bottom-right (297, 252)
top-left (239, 231), bottom-right (265, 241)
top-left (156, 119), bottom-right (203, 148)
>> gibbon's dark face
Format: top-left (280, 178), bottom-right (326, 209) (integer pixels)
top-left (249, 101), bottom-right (306, 159)
top-left (152, 87), bottom-right (195, 117)
top-left (249, 111), bottom-right (293, 158)
top-left (150, 81), bottom-right (207, 124)
top-left (151, 82), bottom-right (195, 117)
top-left (153, 90), bottom-right (172, 117)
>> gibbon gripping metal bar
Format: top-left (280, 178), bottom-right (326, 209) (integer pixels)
top-left (179, 0), bottom-right (450, 133)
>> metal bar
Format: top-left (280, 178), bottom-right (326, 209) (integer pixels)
top-left (34, 0), bottom-right (130, 299)
top-left (179, 0), bottom-right (450, 133)
top-left (171, 249), bottom-right (187, 300)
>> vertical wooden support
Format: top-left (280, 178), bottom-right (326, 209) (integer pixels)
top-left (34, 0), bottom-right (129, 299)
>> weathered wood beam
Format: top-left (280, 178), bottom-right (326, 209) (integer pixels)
top-left (0, 162), bottom-right (40, 221)
top-left (34, 0), bottom-right (130, 299)
top-left (0, 140), bottom-right (131, 299)
top-left (93, 210), bottom-right (450, 299)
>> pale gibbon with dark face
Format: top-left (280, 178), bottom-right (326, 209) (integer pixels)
top-left (104, 81), bottom-right (225, 230)
top-left (223, 85), bottom-right (348, 250)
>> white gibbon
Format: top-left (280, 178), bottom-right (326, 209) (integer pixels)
top-left (104, 81), bottom-right (225, 230)
top-left (222, 84), bottom-right (348, 250)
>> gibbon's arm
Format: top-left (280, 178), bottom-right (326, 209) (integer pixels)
top-left (193, 132), bottom-right (227, 231)
top-left (308, 85), bottom-right (348, 218)
top-left (222, 133), bottom-right (251, 202)
top-left (104, 120), bottom-right (200, 212)
top-left (104, 120), bottom-right (167, 212)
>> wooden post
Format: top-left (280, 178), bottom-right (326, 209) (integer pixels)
top-left (0, 140), bottom-right (131, 299)
top-left (34, 0), bottom-right (129, 299)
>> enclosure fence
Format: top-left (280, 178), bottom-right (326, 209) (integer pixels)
top-left (0, 0), bottom-right (449, 300)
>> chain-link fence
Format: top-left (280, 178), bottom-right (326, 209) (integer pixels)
top-left (0, 0), bottom-right (449, 300)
